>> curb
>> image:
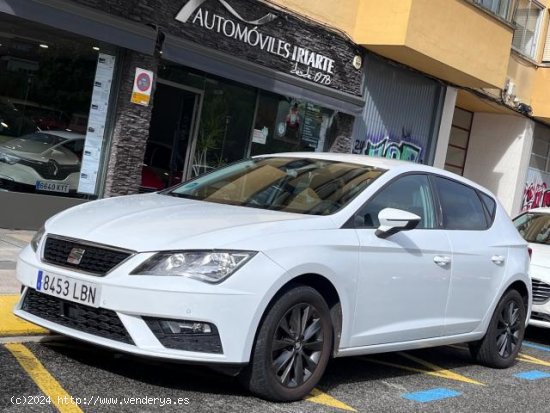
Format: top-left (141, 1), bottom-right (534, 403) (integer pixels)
top-left (0, 295), bottom-right (48, 337)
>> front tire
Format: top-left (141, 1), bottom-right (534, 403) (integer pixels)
top-left (241, 285), bottom-right (333, 401)
top-left (469, 289), bottom-right (526, 368)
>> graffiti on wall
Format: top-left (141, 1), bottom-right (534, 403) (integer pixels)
top-left (522, 181), bottom-right (550, 210)
top-left (522, 168), bottom-right (550, 211)
top-left (353, 133), bottom-right (424, 163)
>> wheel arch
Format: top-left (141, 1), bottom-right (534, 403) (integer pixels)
top-left (250, 273), bottom-right (343, 360)
top-left (472, 274), bottom-right (531, 337)
top-left (504, 279), bottom-right (530, 314)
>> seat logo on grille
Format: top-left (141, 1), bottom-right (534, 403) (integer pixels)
top-left (67, 247), bottom-right (85, 265)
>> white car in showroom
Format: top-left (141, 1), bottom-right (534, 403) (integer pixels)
top-left (513, 208), bottom-right (550, 328)
top-left (14, 153), bottom-right (530, 401)
top-left (0, 131), bottom-right (84, 194)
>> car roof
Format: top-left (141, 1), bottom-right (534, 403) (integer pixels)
top-left (39, 130), bottom-right (85, 140)
top-left (256, 152), bottom-right (410, 169)
top-left (255, 152), bottom-right (495, 197)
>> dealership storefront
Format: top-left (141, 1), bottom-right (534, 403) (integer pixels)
top-left (0, 0), bottom-right (445, 229)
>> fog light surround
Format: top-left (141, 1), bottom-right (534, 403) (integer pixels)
top-left (143, 317), bottom-right (223, 354)
top-left (160, 320), bottom-right (212, 334)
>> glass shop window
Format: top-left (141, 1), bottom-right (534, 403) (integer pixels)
top-left (250, 91), bottom-right (351, 156)
top-left (0, 14), bottom-right (116, 198)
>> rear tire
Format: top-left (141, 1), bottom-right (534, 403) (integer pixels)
top-left (469, 289), bottom-right (526, 368)
top-left (240, 286), bottom-right (333, 401)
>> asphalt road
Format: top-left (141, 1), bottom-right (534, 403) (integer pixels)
top-left (1, 327), bottom-right (549, 413)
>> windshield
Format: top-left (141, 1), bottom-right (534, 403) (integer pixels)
top-left (168, 157), bottom-right (386, 215)
top-left (0, 132), bottom-right (68, 154)
top-left (0, 101), bottom-right (38, 139)
top-left (514, 212), bottom-right (550, 244)
top-left (24, 132), bottom-right (67, 146)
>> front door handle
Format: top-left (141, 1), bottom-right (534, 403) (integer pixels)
top-left (433, 256), bottom-right (451, 266)
top-left (491, 255), bottom-right (505, 265)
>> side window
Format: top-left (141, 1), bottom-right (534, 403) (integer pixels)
top-left (434, 177), bottom-right (488, 230)
top-left (357, 174), bottom-right (436, 229)
top-left (479, 191), bottom-right (497, 225)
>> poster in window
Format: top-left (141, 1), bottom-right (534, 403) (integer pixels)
top-left (78, 53), bottom-right (115, 194)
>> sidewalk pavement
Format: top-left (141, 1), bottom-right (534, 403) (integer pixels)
top-left (0, 228), bottom-right (47, 336)
top-left (0, 228), bottom-right (34, 295)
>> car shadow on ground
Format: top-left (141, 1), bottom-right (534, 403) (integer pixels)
top-left (525, 326), bottom-right (549, 345)
top-left (317, 344), bottom-right (479, 391)
top-left (39, 338), bottom-right (247, 397)
top-left (37, 337), bottom-right (490, 398)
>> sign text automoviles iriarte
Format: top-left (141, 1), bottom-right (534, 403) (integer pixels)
top-left (175, 1), bottom-right (336, 86)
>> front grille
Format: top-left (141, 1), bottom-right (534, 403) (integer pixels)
top-left (43, 236), bottom-right (132, 275)
top-left (22, 289), bottom-right (133, 344)
top-left (19, 159), bottom-right (79, 180)
top-left (532, 278), bottom-right (550, 304)
top-left (531, 311), bottom-right (550, 322)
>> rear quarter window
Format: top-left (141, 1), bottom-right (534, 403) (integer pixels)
top-left (478, 191), bottom-right (496, 226)
top-left (434, 176), bottom-right (489, 230)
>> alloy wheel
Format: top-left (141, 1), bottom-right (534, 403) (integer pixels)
top-left (271, 303), bottom-right (324, 388)
top-left (496, 300), bottom-right (521, 358)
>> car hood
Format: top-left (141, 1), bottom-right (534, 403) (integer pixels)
top-left (1, 138), bottom-right (51, 154)
top-left (46, 193), bottom-right (335, 252)
top-left (1, 139), bottom-right (79, 165)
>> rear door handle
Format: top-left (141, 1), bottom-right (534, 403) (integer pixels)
top-left (491, 255), bottom-right (505, 265)
top-left (433, 256), bottom-right (451, 266)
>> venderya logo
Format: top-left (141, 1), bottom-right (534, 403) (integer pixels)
top-left (176, 0), bottom-right (277, 25)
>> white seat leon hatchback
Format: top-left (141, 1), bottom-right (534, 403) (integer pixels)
top-left (14, 153), bottom-right (531, 401)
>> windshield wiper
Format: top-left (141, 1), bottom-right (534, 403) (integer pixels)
top-left (167, 192), bottom-right (195, 199)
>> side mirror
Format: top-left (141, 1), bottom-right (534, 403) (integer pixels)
top-left (375, 208), bottom-right (421, 239)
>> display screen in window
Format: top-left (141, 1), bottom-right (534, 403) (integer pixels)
top-left (251, 92), bottom-right (352, 156)
top-left (0, 13), bottom-right (115, 198)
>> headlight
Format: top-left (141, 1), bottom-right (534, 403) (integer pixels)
top-left (30, 226), bottom-right (46, 252)
top-left (130, 250), bottom-right (257, 283)
top-left (0, 151), bottom-right (21, 165)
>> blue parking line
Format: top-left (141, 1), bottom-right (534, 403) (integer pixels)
top-left (523, 341), bottom-right (550, 353)
top-left (402, 388), bottom-right (462, 403)
top-left (514, 370), bottom-right (550, 381)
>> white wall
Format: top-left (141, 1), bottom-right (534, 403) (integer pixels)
top-left (463, 113), bottom-right (534, 216)
top-left (433, 86), bottom-right (457, 168)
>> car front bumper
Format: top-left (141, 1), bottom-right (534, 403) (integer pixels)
top-left (529, 301), bottom-right (550, 329)
top-left (528, 270), bottom-right (550, 329)
top-left (0, 163), bottom-right (78, 190)
top-left (14, 244), bottom-right (286, 364)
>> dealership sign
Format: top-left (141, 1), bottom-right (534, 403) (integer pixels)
top-left (177, 0), bottom-right (277, 25)
top-left (172, 0), bottom-right (362, 95)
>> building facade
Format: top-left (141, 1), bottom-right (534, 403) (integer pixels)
top-left (4, 0), bottom-right (542, 228)
top-left (0, 0), bottom-right (362, 227)
top-left (0, 0), bottom-right (449, 228)
top-left (272, 0), bottom-right (550, 217)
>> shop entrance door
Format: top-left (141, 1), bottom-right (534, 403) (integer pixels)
top-left (141, 81), bottom-right (202, 192)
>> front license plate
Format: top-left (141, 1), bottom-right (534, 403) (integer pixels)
top-left (35, 181), bottom-right (70, 193)
top-left (35, 270), bottom-right (101, 308)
